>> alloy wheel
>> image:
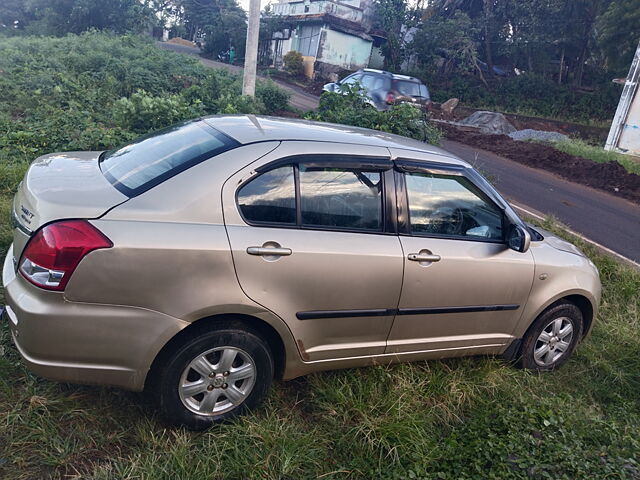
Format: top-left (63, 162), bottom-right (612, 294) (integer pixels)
top-left (533, 317), bottom-right (574, 367)
top-left (178, 346), bottom-right (256, 416)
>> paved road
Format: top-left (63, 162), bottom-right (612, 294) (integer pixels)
top-left (158, 41), bottom-right (639, 263)
top-left (157, 42), bottom-right (319, 111)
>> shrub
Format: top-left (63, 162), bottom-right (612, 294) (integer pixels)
top-left (306, 84), bottom-right (442, 144)
top-left (0, 31), bottom-right (292, 167)
top-left (283, 50), bottom-right (304, 78)
top-left (256, 80), bottom-right (291, 113)
top-left (420, 72), bottom-right (619, 125)
top-left (113, 90), bottom-right (204, 132)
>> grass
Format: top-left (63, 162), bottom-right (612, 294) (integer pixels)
top-left (552, 138), bottom-right (640, 176)
top-left (1, 212), bottom-right (639, 479)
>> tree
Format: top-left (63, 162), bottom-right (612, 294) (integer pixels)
top-left (410, 11), bottom-right (484, 81)
top-left (374, 0), bottom-right (417, 71)
top-left (20, 0), bottom-right (154, 35)
top-left (597, 0), bottom-right (640, 74)
top-left (178, 0), bottom-right (247, 58)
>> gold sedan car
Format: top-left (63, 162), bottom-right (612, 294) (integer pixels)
top-left (2, 116), bottom-right (601, 429)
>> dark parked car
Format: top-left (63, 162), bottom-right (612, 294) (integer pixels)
top-left (323, 69), bottom-right (431, 111)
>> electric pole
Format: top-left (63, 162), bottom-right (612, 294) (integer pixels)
top-left (242, 0), bottom-right (261, 97)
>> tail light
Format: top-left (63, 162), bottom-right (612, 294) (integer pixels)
top-left (19, 220), bottom-right (112, 291)
top-left (385, 92), bottom-right (395, 104)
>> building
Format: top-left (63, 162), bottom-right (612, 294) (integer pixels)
top-left (263, 0), bottom-right (384, 79)
top-left (606, 41), bottom-right (640, 156)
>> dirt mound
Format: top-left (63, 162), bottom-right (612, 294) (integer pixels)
top-left (441, 124), bottom-right (640, 205)
top-left (166, 37), bottom-right (196, 48)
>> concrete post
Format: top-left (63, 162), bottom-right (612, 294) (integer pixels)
top-left (242, 0), bottom-right (261, 97)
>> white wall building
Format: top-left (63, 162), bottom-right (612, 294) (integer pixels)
top-left (264, 0), bottom-right (384, 79)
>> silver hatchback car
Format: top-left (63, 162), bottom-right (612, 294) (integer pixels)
top-left (2, 116), bottom-right (600, 429)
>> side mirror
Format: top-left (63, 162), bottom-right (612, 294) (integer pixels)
top-left (323, 83), bottom-right (338, 93)
top-left (507, 224), bottom-right (531, 253)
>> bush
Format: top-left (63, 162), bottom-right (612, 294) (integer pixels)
top-left (114, 90), bottom-right (204, 132)
top-left (283, 50), bottom-right (304, 78)
top-left (256, 80), bottom-right (291, 113)
top-left (0, 31), bottom-right (292, 167)
top-left (420, 72), bottom-right (619, 125)
top-left (306, 84), bottom-right (442, 145)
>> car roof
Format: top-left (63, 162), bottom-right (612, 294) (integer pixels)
top-left (202, 115), bottom-right (468, 167)
top-left (359, 69), bottom-right (422, 83)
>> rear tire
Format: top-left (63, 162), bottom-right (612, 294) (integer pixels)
top-left (156, 328), bottom-right (273, 430)
top-left (518, 301), bottom-right (583, 371)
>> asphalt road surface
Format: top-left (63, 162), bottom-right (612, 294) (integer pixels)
top-left (158, 41), bottom-right (639, 264)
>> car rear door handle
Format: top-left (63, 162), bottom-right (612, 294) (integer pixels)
top-left (408, 253), bottom-right (441, 262)
top-left (247, 247), bottom-right (292, 256)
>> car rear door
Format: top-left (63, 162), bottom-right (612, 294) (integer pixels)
top-left (386, 150), bottom-right (535, 355)
top-left (222, 142), bottom-right (404, 362)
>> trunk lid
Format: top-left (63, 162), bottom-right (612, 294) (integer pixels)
top-left (11, 151), bottom-right (128, 262)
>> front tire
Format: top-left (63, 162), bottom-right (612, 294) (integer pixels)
top-left (157, 328), bottom-right (274, 430)
top-left (519, 301), bottom-right (583, 371)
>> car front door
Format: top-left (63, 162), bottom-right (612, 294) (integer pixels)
top-left (386, 154), bottom-right (535, 355)
top-left (222, 142), bottom-right (404, 362)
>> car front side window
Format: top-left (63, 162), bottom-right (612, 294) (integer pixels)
top-left (405, 172), bottom-right (503, 241)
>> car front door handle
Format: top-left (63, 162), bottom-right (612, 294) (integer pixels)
top-left (247, 247), bottom-right (292, 257)
top-left (408, 253), bottom-right (441, 262)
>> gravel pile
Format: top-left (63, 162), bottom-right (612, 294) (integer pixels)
top-left (509, 129), bottom-right (569, 143)
top-left (459, 111), bottom-right (516, 135)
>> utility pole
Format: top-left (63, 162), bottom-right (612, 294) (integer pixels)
top-left (242, 0), bottom-right (261, 97)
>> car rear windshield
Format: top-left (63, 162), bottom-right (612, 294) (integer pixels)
top-left (99, 120), bottom-right (238, 197)
top-left (395, 80), bottom-right (429, 99)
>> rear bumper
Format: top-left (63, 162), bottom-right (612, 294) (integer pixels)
top-left (2, 244), bottom-right (188, 391)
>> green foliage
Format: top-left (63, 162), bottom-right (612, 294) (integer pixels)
top-left (306, 85), bottom-right (442, 145)
top-left (407, 0), bottom-right (634, 112)
top-left (0, 32), bottom-right (290, 169)
top-left (597, 0), bottom-right (640, 74)
top-left (551, 139), bottom-right (640, 175)
top-left (424, 73), bottom-right (620, 124)
top-left (410, 11), bottom-right (480, 77)
top-left (283, 50), bottom-right (304, 78)
top-left (114, 90), bottom-right (204, 133)
top-left (255, 80), bottom-right (291, 113)
top-left (0, 0), bottom-right (154, 36)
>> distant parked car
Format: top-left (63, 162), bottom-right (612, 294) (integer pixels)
top-left (3, 116), bottom-right (600, 430)
top-left (323, 69), bottom-right (432, 111)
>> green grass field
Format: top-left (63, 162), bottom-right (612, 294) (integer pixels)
top-left (1, 216), bottom-right (639, 479)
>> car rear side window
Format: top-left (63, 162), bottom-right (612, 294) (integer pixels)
top-left (395, 80), bottom-right (421, 97)
top-left (100, 120), bottom-right (238, 197)
top-left (237, 166), bottom-right (296, 225)
top-left (299, 166), bottom-right (382, 231)
top-left (237, 160), bottom-right (385, 232)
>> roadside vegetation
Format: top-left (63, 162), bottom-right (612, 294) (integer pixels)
top-left (372, 0), bottom-right (637, 126)
top-left (306, 85), bottom-right (442, 145)
top-left (0, 30), bottom-right (639, 480)
top-left (551, 139), bottom-right (640, 176)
